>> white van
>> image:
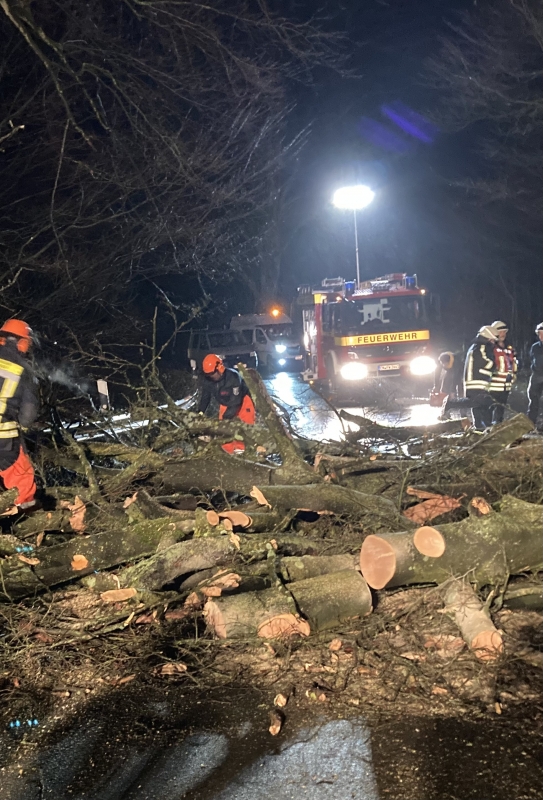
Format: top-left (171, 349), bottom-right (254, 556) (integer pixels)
top-left (229, 313), bottom-right (304, 373)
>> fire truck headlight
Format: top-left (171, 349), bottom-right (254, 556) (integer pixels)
top-left (410, 356), bottom-right (436, 376)
top-left (275, 344), bottom-right (287, 354)
top-left (340, 362), bottom-right (368, 381)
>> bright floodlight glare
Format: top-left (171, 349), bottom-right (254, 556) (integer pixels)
top-left (340, 362), bottom-right (368, 381)
top-left (332, 185), bottom-right (375, 210)
top-left (410, 356), bottom-right (436, 376)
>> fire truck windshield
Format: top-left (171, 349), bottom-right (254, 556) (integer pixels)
top-left (325, 296), bottom-right (426, 336)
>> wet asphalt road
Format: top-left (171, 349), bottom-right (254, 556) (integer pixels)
top-left (263, 372), bottom-right (442, 441)
top-left (1, 687), bottom-right (541, 800)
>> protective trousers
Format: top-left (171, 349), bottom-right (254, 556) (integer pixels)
top-left (219, 395), bottom-right (256, 454)
top-left (489, 390), bottom-right (509, 425)
top-left (527, 376), bottom-right (543, 425)
top-left (446, 389), bottom-right (494, 430)
top-left (0, 443), bottom-right (36, 507)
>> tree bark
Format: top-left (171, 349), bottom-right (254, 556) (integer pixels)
top-left (117, 533), bottom-right (326, 592)
top-left (239, 366), bottom-right (318, 485)
top-left (155, 450), bottom-right (276, 494)
top-left (280, 554), bottom-right (357, 582)
top-left (359, 495), bottom-right (543, 590)
top-left (288, 570), bottom-right (372, 632)
top-left (254, 483), bottom-right (404, 531)
top-left (0, 517), bottom-right (193, 600)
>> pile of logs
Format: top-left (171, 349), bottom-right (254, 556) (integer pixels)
top-left (1, 367), bottom-right (541, 664)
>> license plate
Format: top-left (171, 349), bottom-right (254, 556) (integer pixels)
top-left (378, 364), bottom-right (400, 372)
top-left (295, 355), bottom-right (303, 360)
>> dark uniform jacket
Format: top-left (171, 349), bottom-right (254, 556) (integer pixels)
top-left (197, 368), bottom-right (250, 420)
top-left (463, 336), bottom-right (496, 392)
top-left (530, 341), bottom-right (543, 377)
top-left (0, 340), bottom-right (39, 466)
top-left (489, 341), bottom-right (518, 393)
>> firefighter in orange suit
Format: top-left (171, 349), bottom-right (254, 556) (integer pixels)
top-left (0, 320), bottom-right (39, 509)
top-left (197, 354), bottom-right (255, 453)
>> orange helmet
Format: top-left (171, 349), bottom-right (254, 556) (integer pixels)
top-left (202, 354), bottom-right (225, 375)
top-left (0, 319), bottom-right (32, 353)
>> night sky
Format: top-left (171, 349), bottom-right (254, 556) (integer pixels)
top-left (258, 0), bottom-right (541, 350)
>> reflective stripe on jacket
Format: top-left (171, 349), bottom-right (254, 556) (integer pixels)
top-left (464, 338), bottom-right (495, 392)
top-left (0, 343), bottom-right (39, 440)
top-left (489, 342), bottom-right (518, 393)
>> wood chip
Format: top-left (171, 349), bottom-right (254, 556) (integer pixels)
top-left (250, 486), bottom-right (271, 507)
top-left (70, 554), bottom-right (89, 571)
top-left (274, 693), bottom-right (288, 708)
top-left (229, 532), bottom-right (241, 550)
top-left (329, 638), bottom-right (343, 652)
top-left (269, 709), bottom-right (283, 735)
top-left (36, 532), bottom-right (45, 547)
top-left (153, 662), bottom-right (188, 676)
top-left (470, 496), bottom-right (492, 516)
top-left (123, 492), bottom-right (138, 509)
top-left (431, 685), bottom-right (449, 696)
top-left (100, 588), bottom-right (137, 603)
top-left (17, 554), bottom-right (40, 566)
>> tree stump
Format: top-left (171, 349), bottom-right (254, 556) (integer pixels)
top-left (204, 587), bottom-right (310, 639)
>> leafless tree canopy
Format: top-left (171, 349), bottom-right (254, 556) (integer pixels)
top-left (0, 0), bottom-right (339, 352)
top-left (428, 0), bottom-right (543, 340)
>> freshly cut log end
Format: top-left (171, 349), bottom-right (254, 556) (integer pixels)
top-left (413, 526), bottom-right (446, 558)
top-left (206, 510), bottom-right (220, 526)
top-left (257, 615), bottom-right (310, 639)
top-left (360, 535), bottom-right (396, 590)
top-left (218, 510), bottom-right (252, 529)
top-left (471, 630), bottom-right (504, 662)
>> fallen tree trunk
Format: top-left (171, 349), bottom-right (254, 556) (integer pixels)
top-left (204, 587), bottom-right (310, 639)
top-left (339, 409), bottom-right (469, 440)
top-left (254, 484), bottom-right (404, 531)
top-left (288, 570), bottom-right (372, 632)
top-left (155, 450), bottom-right (276, 494)
top-left (117, 533), bottom-right (326, 592)
top-left (239, 366), bottom-right (318, 485)
top-left (441, 578), bottom-right (504, 662)
top-left (0, 517), bottom-right (193, 600)
top-left (359, 495), bottom-right (543, 590)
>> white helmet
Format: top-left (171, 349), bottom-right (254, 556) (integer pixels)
top-left (491, 320), bottom-right (508, 332)
top-left (478, 325), bottom-right (499, 341)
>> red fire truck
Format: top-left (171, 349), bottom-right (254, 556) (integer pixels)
top-left (296, 274), bottom-right (439, 390)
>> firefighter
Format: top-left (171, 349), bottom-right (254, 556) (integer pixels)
top-left (488, 320), bottom-right (518, 425)
top-left (433, 351), bottom-right (463, 399)
top-left (0, 320), bottom-right (39, 510)
top-left (197, 354), bottom-right (255, 453)
top-left (440, 325), bottom-right (499, 430)
top-left (527, 322), bottom-right (543, 428)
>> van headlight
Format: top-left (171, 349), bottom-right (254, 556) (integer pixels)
top-left (275, 344), bottom-right (287, 353)
top-left (410, 356), bottom-right (436, 376)
top-left (340, 362), bottom-right (368, 381)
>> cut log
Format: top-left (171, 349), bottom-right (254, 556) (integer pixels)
top-left (0, 489), bottom-right (18, 514)
top-left (280, 554), bottom-right (357, 583)
top-left (441, 579), bottom-right (504, 661)
top-left (254, 483), bottom-right (403, 531)
top-left (204, 587), bottom-right (310, 639)
top-left (360, 495), bottom-right (543, 590)
top-left (288, 570), bottom-right (372, 632)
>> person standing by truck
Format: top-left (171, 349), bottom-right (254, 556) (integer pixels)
top-left (488, 320), bottom-right (518, 424)
top-left (440, 325), bottom-right (498, 430)
top-left (527, 322), bottom-right (543, 428)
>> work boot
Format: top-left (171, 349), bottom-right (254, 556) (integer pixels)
top-left (438, 396), bottom-right (451, 421)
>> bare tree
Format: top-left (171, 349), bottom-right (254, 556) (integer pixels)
top-left (427, 0), bottom-right (543, 343)
top-left (0, 0), bottom-right (341, 356)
